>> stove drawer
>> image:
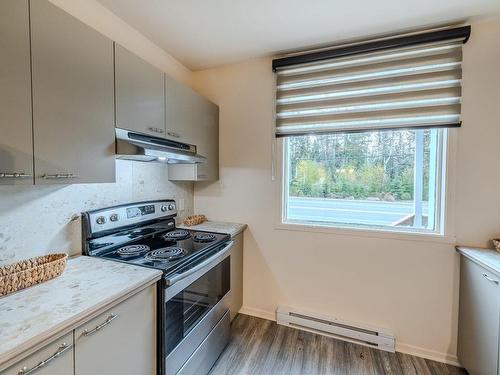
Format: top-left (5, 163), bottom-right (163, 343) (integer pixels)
top-left (177, 310), bottom-right (230, 375)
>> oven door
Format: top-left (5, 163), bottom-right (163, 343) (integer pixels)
top-left (164, 241), bottom-right (232, 375)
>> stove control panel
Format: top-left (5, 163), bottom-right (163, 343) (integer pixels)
top-left (85, 200), bottom-right (177, 235)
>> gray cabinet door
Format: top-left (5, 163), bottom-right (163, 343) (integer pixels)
top-left (115, 44), bottom-right (165, 137)
top-left (0, 0), bottom-right (33, 185)
top-left (165, 75), bottom-right (197, 144)
top-left (458, 257), bottom-right (500, 375)
top-left (194, 98), bottom-right (219, 181)
top-left (229, 233), bottom-right (243, 321)
top-left (30, 0), bottom-right (115, 184)
top-left (167, 75), bottom-right (219, 181)
top-left (3, 332), bottom-right (74, 375)
top-left (74, 286), bottom-right (156, 375)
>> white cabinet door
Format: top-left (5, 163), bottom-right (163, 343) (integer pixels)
top-left (3, 332), bottom-right (73, 375)
top-left (0, 0), bottom-right (33, 185)
top-left (458, 257), bottom-right (500, 375)
top-left (115, 44), bottom-right (165, 137)
top-left (30, 0), bottom-right (115, 184)
top-left (74, 286), bottom-right (156, 375)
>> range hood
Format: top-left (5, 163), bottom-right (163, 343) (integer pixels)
top-left (115, 128), bottom-right (206, 164)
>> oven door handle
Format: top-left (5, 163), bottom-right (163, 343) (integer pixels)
top-left (165, 240), bottom-right (234, 286)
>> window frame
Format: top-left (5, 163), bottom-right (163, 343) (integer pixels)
top-left (274, 128), bottom-right (457, 244)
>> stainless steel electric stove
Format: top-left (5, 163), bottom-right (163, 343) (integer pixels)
top-left (82, 199), bottom-right (233, 375)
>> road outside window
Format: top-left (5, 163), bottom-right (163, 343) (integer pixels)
top-left (283, 129), bottom-right (446, 233)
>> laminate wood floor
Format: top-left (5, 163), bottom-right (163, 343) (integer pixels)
top-left (209, 314), bottom-right (468, 375)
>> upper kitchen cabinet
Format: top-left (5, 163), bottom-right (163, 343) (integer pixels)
top-left (115, 44), bottom-right (165, 137)
top-left (167, 76), bottom-right (219, 181)
top-left (0, 0), bottom-right (34, 185)
top-left (30, 0), bottom-right (115, 184)
top-left (165, 75), bottom-right (199, 144)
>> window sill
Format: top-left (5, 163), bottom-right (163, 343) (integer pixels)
top-left (275, 221), bottom-right (456, 244)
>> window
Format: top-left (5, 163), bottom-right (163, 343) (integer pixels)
top-left (283, 128), bottom-right (446, 233)
top-left (273, 27), bottom-right (470, 234)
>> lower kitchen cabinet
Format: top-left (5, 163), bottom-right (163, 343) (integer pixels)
top-left (74, 286), bottom-right (156, 375)
top-left (229, 233), bottom-right (244, 321)
top-left (3, 332), bottom-right (73, 375)
top-left (2, 286), bottom-right (156, 375)
top-left (458, 256), bottom-right (500, 375)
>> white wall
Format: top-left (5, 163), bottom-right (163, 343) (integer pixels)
top-left (0, 0), bottom-right (194, 265)
top-left (190, 19), bottom-right (500, 363)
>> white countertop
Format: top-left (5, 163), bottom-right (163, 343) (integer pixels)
top-left (178, 220), bottom-right (247, 238)
top-left (0, 256), bottom-right (162, 367)
top-left (457, 246), bottom-right (500, 276)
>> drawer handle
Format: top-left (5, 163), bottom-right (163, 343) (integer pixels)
top-left (482, 273), bottom-right (499, 285)
top-left (42, 173), bottom-right (78, 179)
top-left (82, 313), bottom-right (118, 336)
top-left (18, 342), bottom-right (71, 374)
top-left (148, 127), bottom-right (165, 134)
top-left (0, 172), bottom-right (32, 178)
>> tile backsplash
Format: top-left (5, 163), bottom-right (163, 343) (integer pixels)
top-left (0, 160), bottom-right (193, 265)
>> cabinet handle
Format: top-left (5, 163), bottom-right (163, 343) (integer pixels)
top-left (167, 132), bottom-right (180, 138)
top-left (42, 173), bottom-right (78, 179)
top-left (0, 172), bottom-right (32, 178)
top-left (17, 342), bottom-right (72, 374)
top-left (82, 313), bottom-right (118, 336)
top-left (482, 273), bottom-right (499, 285)
top-left (148, 127), bottom-right (165, 134)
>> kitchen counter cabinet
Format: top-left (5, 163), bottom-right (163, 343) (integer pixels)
top-left (229, 233), bottom-right (244, 321)
top-left (0, 256), bottom-right (161, 372)
top-left (457, 247), bottom-right (500, 375)
top-left (74, 286), bottom-right (156, 375)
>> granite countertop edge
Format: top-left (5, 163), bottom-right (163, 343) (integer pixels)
top-left (0, 256), bottom-right (162, 368)
top-left (178, 220), bottom-right (248, 238)
top-left (456, 246), bottom-right (500, 277)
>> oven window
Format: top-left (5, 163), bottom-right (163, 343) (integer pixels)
top-left (165, 257), bottom-right (230, 354)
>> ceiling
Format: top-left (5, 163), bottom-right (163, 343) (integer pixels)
top-left (97, 0), bottom-right (500, 70)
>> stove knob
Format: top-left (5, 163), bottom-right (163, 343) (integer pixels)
top-left (160, 205), bottom-right (168, 212)
top-left (109, 213), bottom-right (119, 222)
top-left (96, 216), bottom-right (106, 225)
top-left (168, 204), bottom-right (176, 210)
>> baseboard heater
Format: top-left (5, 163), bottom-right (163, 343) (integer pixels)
top-left (276, 306), bottom-right (395, 352)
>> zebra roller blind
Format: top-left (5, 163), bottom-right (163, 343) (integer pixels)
top-left (273, 26), bottom-right (470, 137)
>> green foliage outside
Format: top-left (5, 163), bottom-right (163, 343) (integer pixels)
top-left (288, 130), bottom-right (432, 201)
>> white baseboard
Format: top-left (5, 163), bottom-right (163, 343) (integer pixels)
top-left (236, 306), bottom-right (462, 368)
top-left (396, 342), bottom-right (461, 367)
top-left (238, 306), bottom-right (276, 321)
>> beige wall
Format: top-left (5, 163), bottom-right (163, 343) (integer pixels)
top-left (191, 19), bottom-right (500, 363)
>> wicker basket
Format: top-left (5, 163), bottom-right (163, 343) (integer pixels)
top-left (0, 253), bottom-right (67, 297)
top-left (493, 239), bottom-right (500, 253)
top-left (183, 214), bottom-right (207, 227)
